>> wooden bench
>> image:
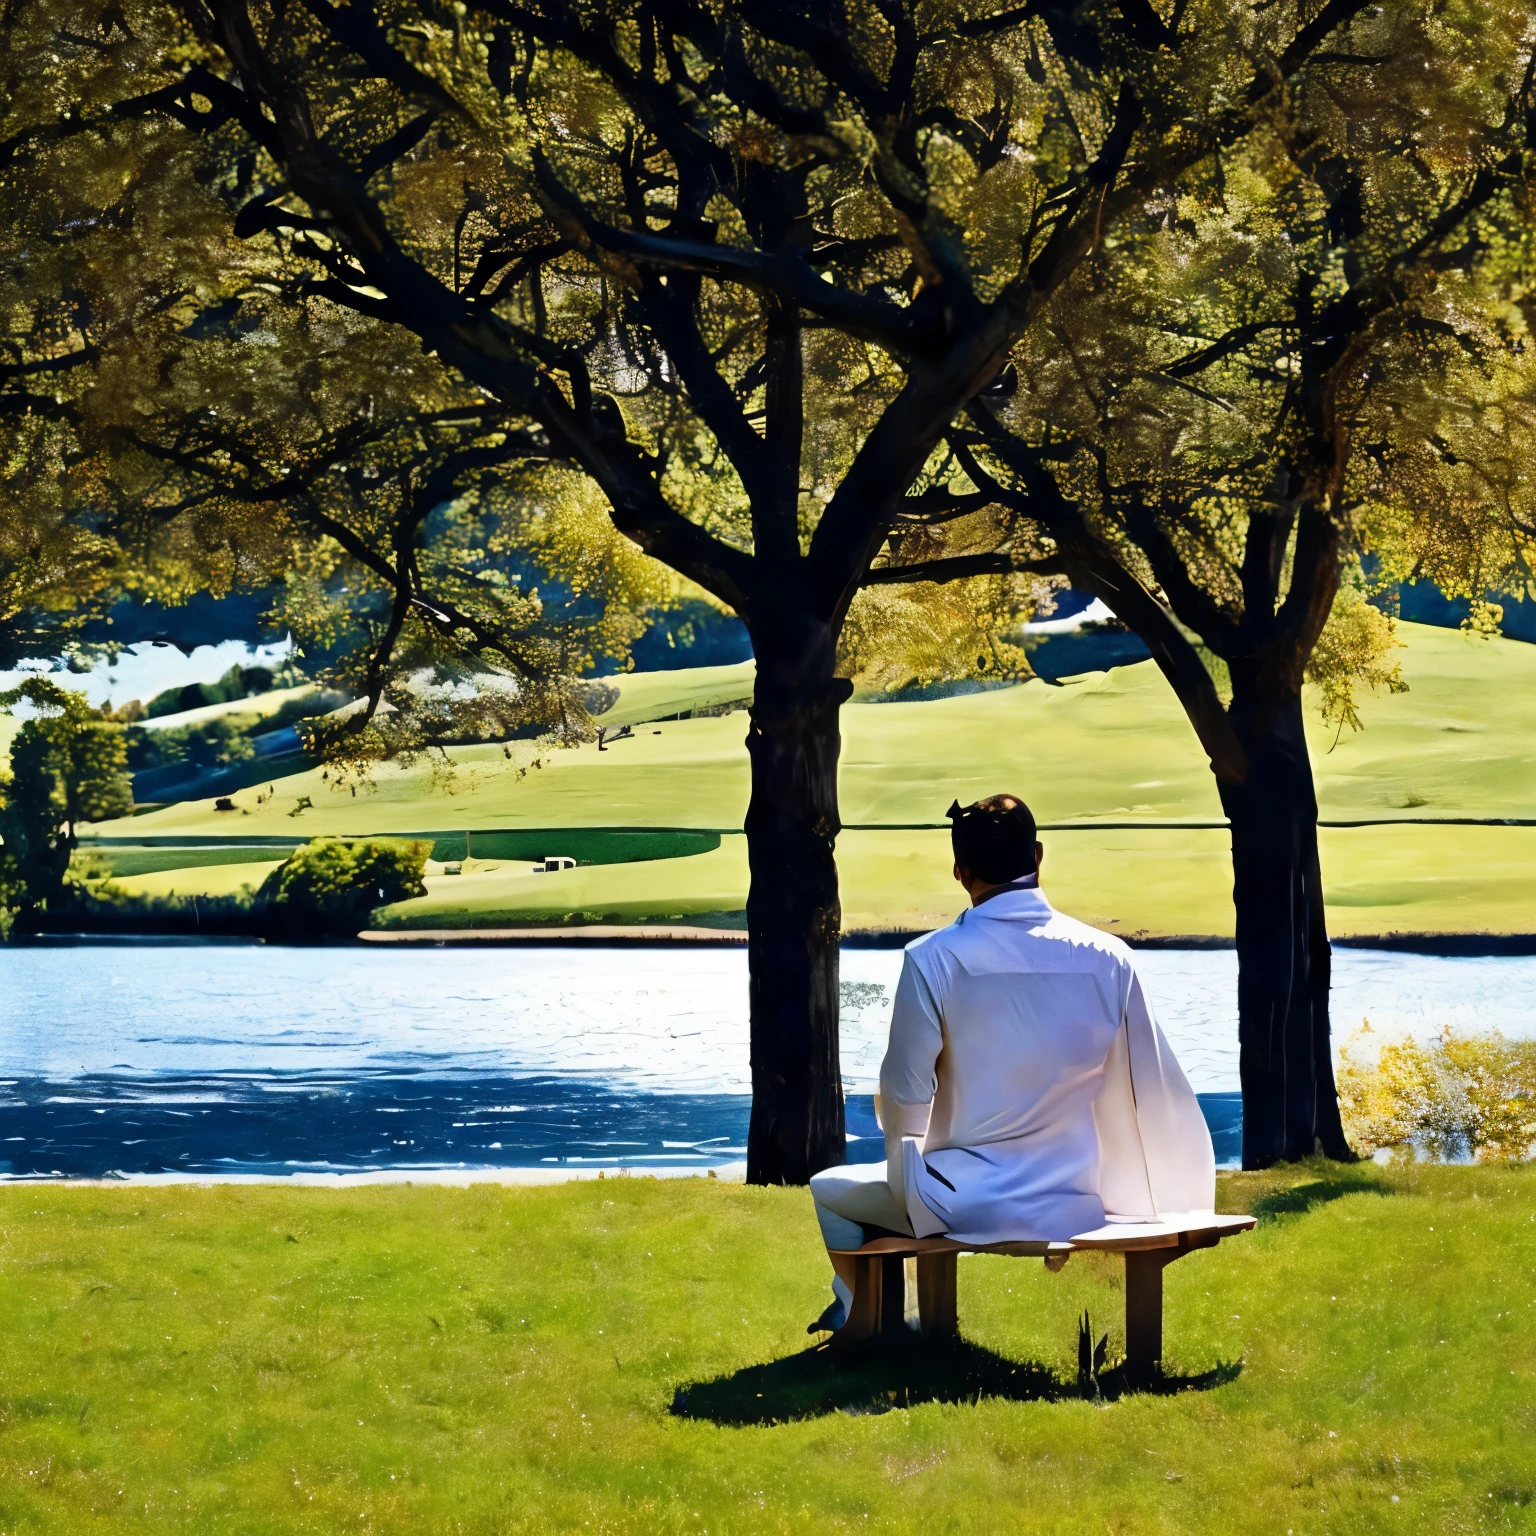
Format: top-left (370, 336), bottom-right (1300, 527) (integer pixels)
top-left (828, 1213), bottom-right (1256, 1371)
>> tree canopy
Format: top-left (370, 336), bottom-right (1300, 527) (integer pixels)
top-left (1, 0), bottom-right (1399, 695)
top-left (4, 0), bottom-right (1533, 1173)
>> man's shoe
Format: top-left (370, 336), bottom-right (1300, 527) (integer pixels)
top-left (808, 1295), bottom-right (847, 1334)
top-left (807, 1274), bottom-right (853, 1334)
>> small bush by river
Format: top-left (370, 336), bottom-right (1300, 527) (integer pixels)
top-left (38, 836), bottom-right (429, 940)
top-left (259, 837), bottom-right (430, 937)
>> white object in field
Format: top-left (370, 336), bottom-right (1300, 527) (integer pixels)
top-left (532, 856), bottom-right (576, 873)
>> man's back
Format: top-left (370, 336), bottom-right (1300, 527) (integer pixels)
top-left (897, 888), bottom-right (1131, 1152)
top-left (882, 885), bottom-right (1214, 1244)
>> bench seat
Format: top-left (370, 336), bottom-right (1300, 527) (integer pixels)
top-left (827, 1212), bottom-right (1256, 1368)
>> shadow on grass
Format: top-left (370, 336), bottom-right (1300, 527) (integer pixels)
top-left (670, 1331), bottom-right (1242, 1426)
top-left (1251, 1174), bottom-right (1395, 1224)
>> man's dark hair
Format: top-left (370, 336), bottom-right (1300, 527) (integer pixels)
top-left (947, 794), bottom-right (1039, 883)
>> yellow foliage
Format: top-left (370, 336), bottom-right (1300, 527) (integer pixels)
top-left (1338, 1024), bottom-right (1536, 1162)
top-left (1305, 585), bottom-right (1407, 733)
top-left (839, 574), bottom-right (1043, 694)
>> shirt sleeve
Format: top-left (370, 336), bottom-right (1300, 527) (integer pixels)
top-left (1122, 964), bottom-right (1216, 1216)
top-left (879, 952), bottom-right (944, 1112)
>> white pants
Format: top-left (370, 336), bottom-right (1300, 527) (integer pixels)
top-left (809, 1159), bottom-right (912, 1250)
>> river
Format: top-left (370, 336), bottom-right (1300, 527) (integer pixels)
top-left (2, 943), bottom-right (1532, 1179)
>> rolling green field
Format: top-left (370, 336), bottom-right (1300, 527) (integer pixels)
top-left (0, 1165), bottom-right (1533, 1533)
top-left (109, 859), bottom-right (287, 900)
top-left (80, 623), bottom-right (1536, 936)
top-left (356, 822), bottom-right (1536, 939)
top-left (135, 683), bottom-right (320, 733)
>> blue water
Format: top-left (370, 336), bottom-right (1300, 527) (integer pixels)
top-left (1, 944), bottom-right (1529, 1179)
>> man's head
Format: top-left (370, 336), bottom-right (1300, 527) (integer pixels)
top-left (947, 794), bottom-right (1043, 900)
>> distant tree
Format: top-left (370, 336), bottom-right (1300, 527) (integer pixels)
top-left (0, 0), bottom-right (1425, 1178)
top-left (0, 679), bottom-right (133, 919)
top-left (142, 664), bottom-right (278, 719)
top-left (126, 715), bottom-right (257, 774)
top-left (864, 6), bottom-right (1536, 1164)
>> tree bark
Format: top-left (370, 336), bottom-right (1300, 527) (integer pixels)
top-left (1217, 693), bottom-right (1352, 1168)
top-left (743, 608), bottom-right (850, 1183)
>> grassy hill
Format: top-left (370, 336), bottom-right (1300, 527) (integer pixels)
top-left (84, 623), bottom-right (1536, 937)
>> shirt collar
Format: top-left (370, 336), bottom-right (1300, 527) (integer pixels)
top-left (972, 872), bottom-right (1039, 904)
top-left (962, 879), bottom-right (1053, 921)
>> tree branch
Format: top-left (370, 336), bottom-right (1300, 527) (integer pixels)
top-left (862, 551), bottom-right (1021, 585)
top-left (531, 150), bottom-right (925, 355)
top-left (950, 431), bottom-right (1248, 780)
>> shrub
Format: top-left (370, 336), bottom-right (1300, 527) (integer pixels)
top-left (1338, 1024), bottom-right (1536, 1162)
top-left (259, 837), bottom-right (431, 937)
top-left (42, 879), bottom-right (265, 937)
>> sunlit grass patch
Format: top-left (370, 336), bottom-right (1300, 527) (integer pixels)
top-left (0, 1164), bottom-right (1533, 1532)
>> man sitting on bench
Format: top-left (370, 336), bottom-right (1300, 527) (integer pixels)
top-left (809, 793), bottom-right (1215, 1333)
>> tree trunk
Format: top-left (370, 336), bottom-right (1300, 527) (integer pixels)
top-left (1217, 694), bottom-right (1352, 1168)
top-left (743, 611), bottom-right (850, 1184)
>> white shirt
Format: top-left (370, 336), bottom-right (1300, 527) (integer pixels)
top-left (879, 884), bottom-right (1215, 1244)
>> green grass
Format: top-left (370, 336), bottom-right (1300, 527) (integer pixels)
top-left (107, 860), bottom-right (285, 899)
top-left (1, 1167), bottom-right (1533, 1532)
top-left (79, 623), bottom-right (1536, 935)
top-left (597, 660), bottom-right (755, 729)
top-left (83, 847), bottom-right (304, 879)
top-left (101, 624), bottom-right (1536, 841)
top-left (454, 828), bottom-right (722, 865)
top-left (366, 821), bottom-right (1536, 938)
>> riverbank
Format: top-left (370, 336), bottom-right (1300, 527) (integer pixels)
top-left (355, 925), bottom-right (1536, 953)
top-left (17, 922), bottom-right (1536, 954)
top-left (0, 1163), bottom-right (1531, 1533)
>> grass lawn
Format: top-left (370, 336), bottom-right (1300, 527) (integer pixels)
top-left (107, 860), bottom-right (285, 900)
top-left (598, 661), bottom-right (755, 730)
top-left (0, 1165), bottom-right (1532, 1533)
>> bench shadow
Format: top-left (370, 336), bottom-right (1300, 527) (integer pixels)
top-left (670, 1332), bottom-right (1242, 1426)
top-left (1251, 1175), bottom-right (1394, 1224)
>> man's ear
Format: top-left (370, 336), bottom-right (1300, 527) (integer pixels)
top-left (953, 861), bottom-right (967, 887)
top-left (1034, 840), bottom-right (1045, 872)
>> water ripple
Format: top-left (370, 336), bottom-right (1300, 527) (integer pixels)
top-left (1, 944), bottom-right (1530, 1178)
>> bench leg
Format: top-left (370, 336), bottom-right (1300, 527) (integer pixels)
top-left (1124, 1250), bottom-right (1169, 1375)
top-left (916, 1252), bottom-right (958, 1337)
top-left (879, 1253), bottom-right (907, 1333)
top-left (835, 1255), bottom-right (882, 1346)
top-left (833, 1253), bottom-right (907, 1348)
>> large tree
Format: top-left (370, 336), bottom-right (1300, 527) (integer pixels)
top-left (2, 0), bottom-right (1409, 1180)
top-left (865, 3), bottom-right (1536, 1164)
